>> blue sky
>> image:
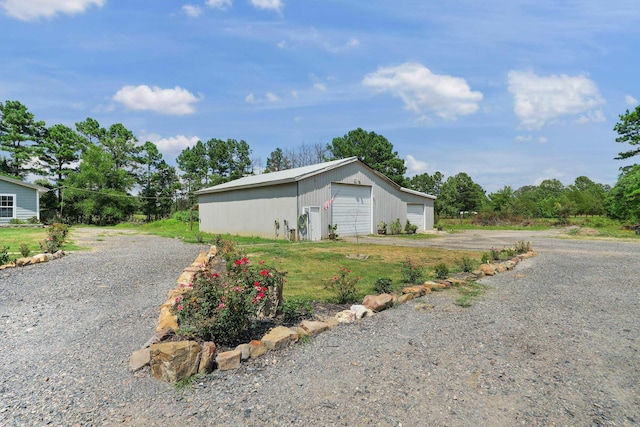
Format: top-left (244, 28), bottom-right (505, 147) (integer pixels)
top-left (1, 0), bottom-right (639, 192)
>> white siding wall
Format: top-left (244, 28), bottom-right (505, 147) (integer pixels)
top-left (198, 183), bottom-right (297, 238)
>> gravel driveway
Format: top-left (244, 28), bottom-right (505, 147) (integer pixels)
top-left (1, 229), bottom-right (638, 426)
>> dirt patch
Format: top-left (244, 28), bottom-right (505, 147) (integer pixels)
top-left (69, 227), bottom-right (143, 250)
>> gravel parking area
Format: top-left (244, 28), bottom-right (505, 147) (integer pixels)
top-left (0, 229), bottom-right (638, 426)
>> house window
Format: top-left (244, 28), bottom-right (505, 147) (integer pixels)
top-left (0, 194), bottom-right (15, 218)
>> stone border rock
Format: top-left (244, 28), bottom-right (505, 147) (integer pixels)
top-left (0, 250), bottom-right (65, 270)
top-left (130, 248), bottom-right (537, 382)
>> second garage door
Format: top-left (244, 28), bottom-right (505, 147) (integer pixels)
top-left (407, 203), bottom-right (425, 230)
top-left (331, 183), bottom-right (371, 237)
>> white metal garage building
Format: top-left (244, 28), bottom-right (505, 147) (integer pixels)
top-left (195, 157), bottom-right (435, 240)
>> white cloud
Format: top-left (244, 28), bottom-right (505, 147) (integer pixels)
top-left (625, 95), bottom-right (638, 106)
top-left (206, 0), bottom-right (232, 9)
top-left (515, 135), bottom-right (533, 142)
top-left (291, 90), bottom-right (298, 98)
top-left (245, 93), bottom-right (255, 103)
top-left (538, 136), bottom-right (548, 144)
top-left (251, 0), bottom-right (283, 13)
top-left (507, 70), bottom-right (605, 130)
top-left (181, 5), bottom-right (202, 17)
top-left (313, 83), bottom-right (327, 92)
top-left (275, 28), bottom-right (359, 54)
top-left (347, 38), bottom-right (360, 48)
top-left (142, 133), bottom-right (201, 156)
top-left (324, 37), bottom-right (360, 53)
top-left (2, 0), bottom-right (104, 21)
top-left (534, 169), bottom-right (566, 185)
top-left (576, 109), bottom-right (606, 124)
top-left (362, 62), bottom-right (483, 120)
top-left (265, 92), bottom-right (279, 102)
top-left (293, 116), bottom-right (302, 122)
top-left (405, 155), bottom-right (429, 176)
top-left (113, 85), bottom-right (201, 115)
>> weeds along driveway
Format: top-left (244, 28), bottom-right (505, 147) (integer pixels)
top-left (0, 230), bottom-right (638, 426)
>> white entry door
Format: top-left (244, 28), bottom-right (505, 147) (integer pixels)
top-left (305, 206), bottom-right (321, 241)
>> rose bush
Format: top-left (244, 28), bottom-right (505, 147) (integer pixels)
top-left (171, 252), bottom-right (286, 345)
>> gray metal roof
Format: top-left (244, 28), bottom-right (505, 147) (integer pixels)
top-left (195, 157), bottom-right (360, 195)
top-left (194, 156), bottom-right (435, 200)
top-left (0, 175), bottom-right (49, 193)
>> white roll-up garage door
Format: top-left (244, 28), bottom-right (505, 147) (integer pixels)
top-left (407, 204), bottom-right (425, 230)
top-left (330, 183), bottom-right (371, 236)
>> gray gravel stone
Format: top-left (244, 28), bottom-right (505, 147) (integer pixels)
top-left (0, 229), bottom-right (638, 426)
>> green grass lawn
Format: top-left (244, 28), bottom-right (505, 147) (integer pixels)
top-left (240, 240), bottom-right (481, 301)
top-left (438, 216), bottom-right (639, 238)
top-left (0, 227), bottom-right (85, 255)
top-left (0, 228), bottom-right (47, 255)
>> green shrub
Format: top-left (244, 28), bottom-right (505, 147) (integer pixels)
top-left (434, 263), bottom-right (450, 280)
top-left (0, 246), bottom-right (10, 265)
top-left (9, 218), bottom-right (25, 224)
top-left (281, 298), bottom-right (314, 324)
top-left (481, 252), bottom-right (491, 264)
top-left (405, 220), bottom-right (418, 234)
top-left (195, 232), bottom-right (205, 244)
top-left (514, 240), bottom-right (531, 254)
top-left (19, 243), bottom-right (31, 258)
top-left (323, 268), bottom-right (360, 303)
top-left (39, 223), bottom-right (69, 253)
top-left (489, 247), bottom-right (500, 261)
top-left (401, 257), bottom-right (425, 284)
top-left (27, 216), bottom-right (40, 224)
top-left (172, 210), bottom-right (199, 223)
top-left (390, 218), bottom-right (402, 235)
top-left (456, 256), bottom-right (474, 273)
top-left (173, 256), bottom-right (286, 345)
top-left (373, 277), bottom-right (394, 294)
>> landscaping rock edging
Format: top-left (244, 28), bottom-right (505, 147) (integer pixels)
top-left (0, 250), bottom-right (65, 270)
top-left (130, 248), bottom-right (537, 383)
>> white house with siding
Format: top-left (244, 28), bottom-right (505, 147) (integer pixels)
top-left (195, 157), bottom-right (435, 240)
top-left (0, 175), bottom-right (48, 224)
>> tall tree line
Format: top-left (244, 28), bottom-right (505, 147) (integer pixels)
top-left (3, 98), bottom-right (638, 225)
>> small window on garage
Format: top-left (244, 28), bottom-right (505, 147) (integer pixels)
top-left (0, 194), bottom-right (15, 218)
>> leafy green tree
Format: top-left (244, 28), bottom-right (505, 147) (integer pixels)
top-left (64, 144), bottom-right (137, 224)
top-left (437, 173), bottom-right (486, 217)
top-left (33, 178), bottom-right (57, 222)
top-left (206, 138), bottom-right (252, 184)
top-left (327, 128), bottom-right (407, 186)
top-left (137, 141), bottom-right (164, 221)
top-left (75, 117), bottom-right (106, 145)
top-left (613, 105), bottom-right (640, 165)
top-left (512, 185), bottom-right (538, 217)
top-left (266, 147), bottom-right (289, 172)
top-left (488, 185), bottom-right (516, 214)
top-left (567, 176), bottom-right (607, 216)
top-left (0, 157), bottom-right (12, 176)
top-left (154, 161), bottom-right (181, 219)
top-left (607, 165), bottom-right (640, 221)
top-left (177, 140), bottom-right (209, 192)
top-left (103, 123), bottom-right (139, 170)
top-left (409, 171), bottom-right (443, 196)
top-left (35, 124), bottom-right (87, 204)
top-left (0, 100), bottom-right (46, 178)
